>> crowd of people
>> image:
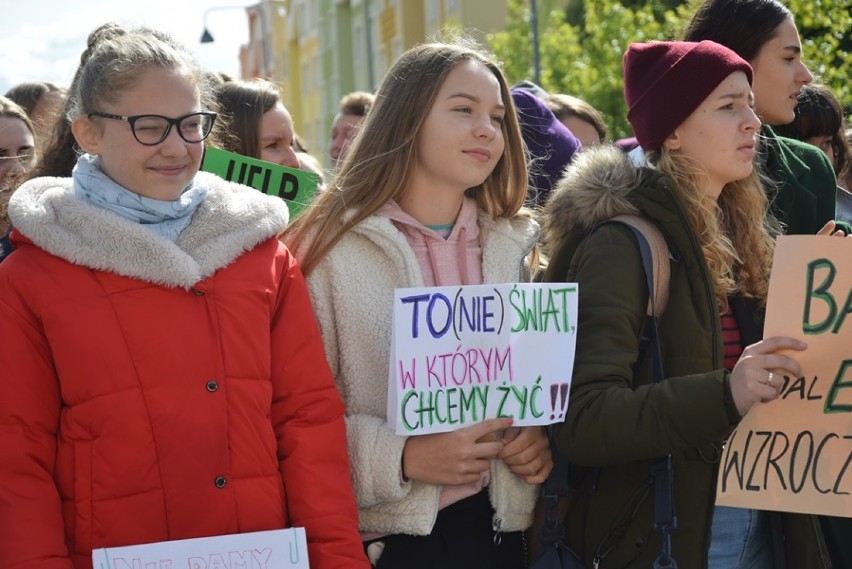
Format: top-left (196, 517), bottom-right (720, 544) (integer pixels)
top-left (0, 0), bottom-right (850, 568)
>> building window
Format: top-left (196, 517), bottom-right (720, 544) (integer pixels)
top-left (314, 54), bottom-right (321, 89)
top-left (353, 22), bottom-right (365, 87)
top-left (298, 2), bottom-right (308, 41)
top-left (301, 62), bottom-right (308, 96)
top-left (426, 0), bottom-right (439, 24)
top-left (375, 44), bottom-right (387, 86)
top-left (392, 36), bottom-right (402, 62)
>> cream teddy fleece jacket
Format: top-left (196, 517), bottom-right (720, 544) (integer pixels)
top-left (304, 206), bottom-right (541, 536)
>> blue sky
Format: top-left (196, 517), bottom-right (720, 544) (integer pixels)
top-left (1, 0), bottom-right (258, 95)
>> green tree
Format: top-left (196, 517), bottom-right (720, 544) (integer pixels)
top-left (488, 0), bottom-right (852, 139)
top-left (789, 0), bottom-right (852, 109)
top-left (489, 0), bottom-right (688, 139)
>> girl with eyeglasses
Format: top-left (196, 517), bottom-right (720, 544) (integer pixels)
top-left (0, 25), bottom-right (367, 569)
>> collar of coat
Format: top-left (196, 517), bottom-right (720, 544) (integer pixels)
top-left (542, 145), bottom-right (690, 261)
top-left (342, 205), bottom-right (540, 284)
top-left (8, 172), bottom-right (289, 289)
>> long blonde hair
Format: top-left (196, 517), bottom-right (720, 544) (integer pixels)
top-left (652, 148), bottom-right (777, 309)
top-left (285, 39), bottom-right (529, 277)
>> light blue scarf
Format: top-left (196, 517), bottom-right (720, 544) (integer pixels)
top-left (71, 154), bottom-right (208, 241)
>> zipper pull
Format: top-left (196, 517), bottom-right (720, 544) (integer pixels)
top-left (492, 516), bottom-right (502, 545)
top-left (593, 556), bottom-right (601, 569)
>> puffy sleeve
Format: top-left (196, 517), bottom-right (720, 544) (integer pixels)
top-left (269, 244), bottom-right (369, 569)
top-left (0, 259), bottom-right (73, 568)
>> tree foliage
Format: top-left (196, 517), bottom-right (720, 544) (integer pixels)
top-left (488, 0), bottom-right (851, 141)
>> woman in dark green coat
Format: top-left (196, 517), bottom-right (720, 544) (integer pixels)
top-left (687, 2), bottom-right (849, 563)
top-left (542, 40), bottom-right (831, 569)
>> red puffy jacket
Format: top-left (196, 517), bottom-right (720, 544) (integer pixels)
top-left (0, 176), bottom-right (368, 569)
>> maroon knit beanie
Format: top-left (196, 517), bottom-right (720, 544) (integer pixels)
top-left (624, 40), bottom-right (753, 152)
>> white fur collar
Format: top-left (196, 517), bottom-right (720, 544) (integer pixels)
top-left (9, 172), bottom-right (289, 288)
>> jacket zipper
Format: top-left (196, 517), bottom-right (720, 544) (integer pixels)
top-left (493, 515), bottom-right (502, 544)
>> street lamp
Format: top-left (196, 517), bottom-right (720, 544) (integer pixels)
top-left (200, 3), bottom-right (270, 77)
top-left (531, 0), bottom-right (541, 86)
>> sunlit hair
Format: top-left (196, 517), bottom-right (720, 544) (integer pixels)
top-left (24, 22), bottom-right (127, 179)
top-left (648, 147), bottom-right (778, 308)
top-left (67, 26), bottom-right (222, 151)
top-left (215, 79), bottom-right (282, 159)
top-left (4, 81), bottom-right (67, 118)
top-left (286, 39), bottom-right (530, 277)
top-left (775, 83), bottom-right (849, 178)
top-left (27, 24), bottom-right (221, 180)
top-left (683, 0), bottom-right (791, 62)
top-left (545, 93), bottom-right (608, 143)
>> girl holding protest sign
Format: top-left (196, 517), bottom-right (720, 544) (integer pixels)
top-left (0, 26), bottom-right (367, 569)
top-left (285, 39), bottom-right (552, 568)
top-left (542, 40), bottom-right (829, 568)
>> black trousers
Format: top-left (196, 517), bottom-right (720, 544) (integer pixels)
top-left (365, 490), bottom-right (525, 569)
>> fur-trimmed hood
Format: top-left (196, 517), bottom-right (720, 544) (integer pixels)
top-left (541, 145), bottom-right (644, 258)
top-left (8, 172), bottom-right (289, 289)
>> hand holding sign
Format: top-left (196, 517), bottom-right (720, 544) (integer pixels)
top-left (816, 219), bottom-right (848, 237)
top-left (402, 417), bottom-right (513, 485)
top-left (716, 236), bottom-right (852, 517)
top-left (730, 336), bottom-right (807, 416)
top-left (499, 425), bottom-right (553, 483)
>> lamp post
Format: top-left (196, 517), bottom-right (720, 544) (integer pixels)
top-left (200, 3), bottom-right (270, 77)
top-left (531, 0), bottom-right (541, 86)
top-left (364, 0), bottom-right (375, 90)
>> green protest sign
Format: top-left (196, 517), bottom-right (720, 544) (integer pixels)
top-left (201, 146), bottom-right (319, 218)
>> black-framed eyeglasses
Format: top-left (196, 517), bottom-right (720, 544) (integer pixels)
top-left (87, 111), bottom-right (217, 146)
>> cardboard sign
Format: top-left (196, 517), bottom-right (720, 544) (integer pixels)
top-left (91, 528), bottom-right (309, 569)
top-left (201, 146), bottom-right (319, 218)
top-left (716, 236), bottom-right (852, 517)
top-left (388, 282), bottom-right (579, 435)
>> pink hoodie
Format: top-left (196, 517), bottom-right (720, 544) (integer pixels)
top-left (377, 196), bottom-right (483, 287)
top-left (377, 196), bottom-right (489, 512)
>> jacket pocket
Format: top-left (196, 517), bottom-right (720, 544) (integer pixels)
top-left (73, 440), bottom-right (93, 554)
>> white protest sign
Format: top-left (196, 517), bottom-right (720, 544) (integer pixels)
top-left (92, 528), bottom-right (308, 569)
top-left (388, 282), bottom-right (579, 435)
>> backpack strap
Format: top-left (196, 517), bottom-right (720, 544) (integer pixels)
top-left (608, 214), bottom-right (670, 318)
top-left (599, 215), bottom-right (678, 569)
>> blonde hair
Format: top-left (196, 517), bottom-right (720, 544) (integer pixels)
top-left (651, 148), bottom-right (777, 308)
top-left (286, 39), bottom-right (530, 276)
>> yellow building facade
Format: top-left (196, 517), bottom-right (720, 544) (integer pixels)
top-left (259, 0), bottom-right (509, 169)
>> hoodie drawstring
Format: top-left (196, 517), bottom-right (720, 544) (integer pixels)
top-left (424, 225), bottom-right (470, 287)
top-left (458, 226), bottom-right (469, 285)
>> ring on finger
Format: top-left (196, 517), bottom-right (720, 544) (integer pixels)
top-left (767, 371), bottom-right (774, 386)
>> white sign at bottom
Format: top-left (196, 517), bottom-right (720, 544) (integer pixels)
top-left (92, 527), bottom-right (308, 569)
